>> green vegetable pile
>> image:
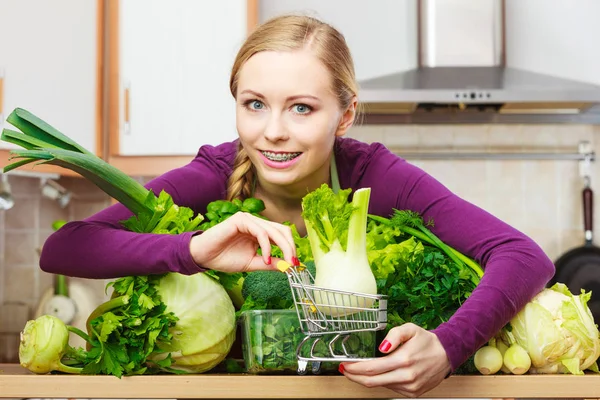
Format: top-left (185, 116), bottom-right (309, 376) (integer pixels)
top-left (3, 108), bottom-right (238, 377)
top-left (366, 210), bottom-right (483, 331)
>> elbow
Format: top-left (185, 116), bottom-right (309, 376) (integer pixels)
top-left (38, 231), bottom-right (64, 275)
top-left (518, 239), bottom-right (556, 290)
top-left (39, 243), bottom-right (57, 274)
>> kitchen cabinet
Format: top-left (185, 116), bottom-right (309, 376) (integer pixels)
top-left (0, 0), bottom-right (102, 177)
top-left (505, 0), bottom-right (600, 86)
top-left (1, 363), bottom-right (600, 399)
top-left (109, 0), bottom-right (249, 159)
top-left (258, 0), bottom-right (418, 81)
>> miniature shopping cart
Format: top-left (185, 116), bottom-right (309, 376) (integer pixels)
top-left (285, 264), bottom-right (388, 375)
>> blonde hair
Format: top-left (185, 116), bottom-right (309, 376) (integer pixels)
top-left (226, 14), bottom-right (359, 201)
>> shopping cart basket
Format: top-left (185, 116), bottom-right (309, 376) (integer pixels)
top-left (285, 264), bottom-right (388, 374)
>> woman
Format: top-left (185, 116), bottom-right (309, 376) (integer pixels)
top-left (40, 14), bottom-right (554, 397)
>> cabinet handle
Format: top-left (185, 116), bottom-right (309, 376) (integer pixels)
top-left (123, 83), bottom-right (131, 135)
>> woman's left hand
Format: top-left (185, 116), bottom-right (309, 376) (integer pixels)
top-left (340, 323), bottom-right (451, 398)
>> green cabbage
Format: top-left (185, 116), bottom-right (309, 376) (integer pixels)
top-left (149, 272), bottom-right (236, 373)
top-left (509, 283), bottom-right (600, 374)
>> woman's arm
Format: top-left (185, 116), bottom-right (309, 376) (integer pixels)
top-left (39, 146), bottom-right (231, 279)
top-left (359, 144), bottom-right (555, 371)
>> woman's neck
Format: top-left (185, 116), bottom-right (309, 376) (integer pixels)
top-left (254, 161), bottom-right (331, 237)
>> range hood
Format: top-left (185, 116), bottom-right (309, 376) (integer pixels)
top-left (359, 0), bottom-right (600, 124)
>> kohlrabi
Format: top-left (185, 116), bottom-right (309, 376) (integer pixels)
top-left (19, 315), bottom-right (86, 374)
top-left (301, 184), bottom-right (377, 317)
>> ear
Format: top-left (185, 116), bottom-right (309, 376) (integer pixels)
top-left (335, 97), bottom-right (358, 137)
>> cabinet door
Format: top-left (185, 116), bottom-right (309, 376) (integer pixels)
top-left (258, 0), bottom-right (418, 81)
top-left (118, 0), bottom-right (246, 156)
top-left (0, 0), bottom-right (99, 154)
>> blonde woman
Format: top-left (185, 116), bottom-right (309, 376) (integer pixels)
top-left (41, 15), bottom-right (554, 396)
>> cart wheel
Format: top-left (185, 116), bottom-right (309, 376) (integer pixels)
top-left (311, 361), bottom-right (322, 375)
top-left (297, 360), bottom-right (308, 375)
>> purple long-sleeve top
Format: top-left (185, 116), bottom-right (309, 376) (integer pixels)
top-left (40, 137), bottom-right (555, 371)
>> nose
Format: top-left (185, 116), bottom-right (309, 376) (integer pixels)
top-left (263, 114), bottom-right (288, 142)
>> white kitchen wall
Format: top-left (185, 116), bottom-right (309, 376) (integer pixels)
top-left (258, 0), bottom-right (418, 80)
top-left (505, 0), bottom-right (600, 85)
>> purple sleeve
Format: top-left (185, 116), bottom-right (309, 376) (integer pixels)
top-left (39, 145), bottom-right (232, 279)
top-left (351, 143), bottom-right (555, 372)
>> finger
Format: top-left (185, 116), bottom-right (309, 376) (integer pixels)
top-left (235, 213), bottom-right (295, 267)
top-left (246, 215), bottom-right (297, 265)
top-left (238, 216), bottom-right (280, 266)
top-left (341, 356), bottom-right (398, 376)
top-left (265, 220), bottom-right (297, 261)
top-left (379, 323), bottom-right (420, 354)
top-left (246, 255), bottom-right (280, 271)
top-left (343, 368), bottom-right (409, 391)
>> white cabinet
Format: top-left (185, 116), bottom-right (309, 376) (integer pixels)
top-left (505, 0), bottom-right (600, 85)
top-left (116, 0), bottom-right (247, 156)
top-left (258, 0), bottom-right (418, 81)
top-left (0, 0), bottom-right (99, 154)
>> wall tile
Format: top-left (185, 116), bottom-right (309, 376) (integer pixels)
top-left (346, 125), bottom-right (385, 143)
top-left (4, 231), bottom-right (37, 266)
top-left (556, 161), bottom-right (584, 231)
top-left (4, 197), bottom-right (38, 230)
top-left (71, 200), bottom-right (110, 221)
top-left (381, 125), bottom-right (419, 148)
top-left (3, 266), bottom-right (35, 305)
top-left (8, 175), bottom-right (41, 196)
top-left (487, 125), bottom-right (523, 148)
top-left (451, 125), bottom-right (489, 149)
top-left (522, 161), bottom-right (560, 230)
top-left (416, 125), bottom-right (455, 148)
top-left (555, 125), bottom-right (595, 147)
top-left (39, 197), bottom-right (69, 230)
top-left (518, 125), bottom-right (560, 150)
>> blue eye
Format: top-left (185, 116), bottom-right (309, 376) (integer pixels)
top-left (249, 100), bottom-right (264, 110)
top-left (293, 104), bottom-right (311, 114)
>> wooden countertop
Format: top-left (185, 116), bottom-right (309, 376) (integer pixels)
top-left (1, 364), bottom-right (599, 399)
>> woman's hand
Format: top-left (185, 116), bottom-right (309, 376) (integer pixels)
top-left (189, 212), bottom-right (297, 273)
top-left (340, 323), bottom-right (451, 398)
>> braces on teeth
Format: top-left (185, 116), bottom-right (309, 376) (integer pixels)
top-left (262, 151), bottom-right (300, 161)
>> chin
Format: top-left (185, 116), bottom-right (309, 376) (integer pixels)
top-left (259, 170), bottom-right (301, 187)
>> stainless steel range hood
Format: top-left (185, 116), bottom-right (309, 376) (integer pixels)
top-left (359, 0), bottom-right (600, 124)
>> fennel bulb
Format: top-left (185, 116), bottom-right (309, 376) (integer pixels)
top-left (509, 283), bottom-right (600, 374)
top-left (301, 185), bottom-right (377, 317)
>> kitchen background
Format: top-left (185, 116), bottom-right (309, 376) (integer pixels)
top-left (2, 0), bottom-right (600, 365)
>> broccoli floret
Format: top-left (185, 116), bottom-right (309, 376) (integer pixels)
top-left (241, 261), bottom-right (316, 310)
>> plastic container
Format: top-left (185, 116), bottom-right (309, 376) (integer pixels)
top-left (240, 309), bottom-right (377, 374)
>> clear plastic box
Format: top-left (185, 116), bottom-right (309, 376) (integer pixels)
top-left (240, 309), bottom-right (377, 374)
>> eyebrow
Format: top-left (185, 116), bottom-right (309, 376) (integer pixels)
top-left (239, 89), bottom-right (320, 102)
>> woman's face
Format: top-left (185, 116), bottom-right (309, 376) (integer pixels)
top-left (235, 49), bottom-right (355, 196)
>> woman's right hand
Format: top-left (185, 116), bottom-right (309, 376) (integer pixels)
top-left (189, 212), bottom-right (297, 273)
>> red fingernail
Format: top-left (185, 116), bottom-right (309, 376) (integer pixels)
top-left (379, 340), bottom-right (391, 352)
top-left (267, 256), bottom-right (272, 265)
top-left (292, 257), bottom-right (300, 266)
top-left (338, 364), bottom-right (345, 374)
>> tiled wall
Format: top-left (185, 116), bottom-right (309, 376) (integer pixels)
top-left (1, 123), bottom-right (599, 360)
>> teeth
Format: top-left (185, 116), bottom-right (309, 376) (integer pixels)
top-left (261, 151), bottom-right (301, 162)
